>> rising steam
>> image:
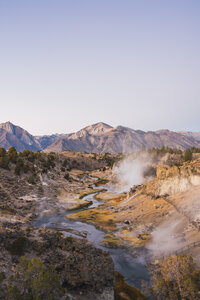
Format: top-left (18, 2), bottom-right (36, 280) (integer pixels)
top-left (113, 152), bottom-right (154, 192)
top-left (146, 219), bottom-right (184, 257)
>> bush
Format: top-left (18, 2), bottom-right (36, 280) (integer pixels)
top-left (7, 236), bottom-right (28, 256)
top-left (41, 157), bottom-right (55, 170)
top-left (0, 147), bottom-right (6, 157)
top-left (149, 255), bottom-right (200, 299)
top-left (27, 175), bottom-right (36, 185)
top-left (62, 158), bottom-right (69, 167)
top-left (184, 148), bottom-right (192, 162)
top-left (72, 160), bottom-right (78, 167)
top-left (6, 257), bottom-right (64, 300)
top-left (21, 150), bottom-right (35, 162)
top-left (15, 158), bottom-right (24, 175)
top-left (6, 285), bottom-right (21, 300)
top-left (148, 147), bottom-right (183, 156)
top-left (0, 156), bottom-right (9, 169)
top-left (64, 172), bottom-right (70, 180)
top-left (0, 272), bottom-right (5, 283)
top-left (23, 164), bottom-right (30, 173)
top-left (8, 147), bottom-right (18, 163)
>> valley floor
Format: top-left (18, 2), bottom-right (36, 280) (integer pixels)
top-left (66, 170), bottom-right (200, 266)
top-left (1, 150), bottom-right (200, 299)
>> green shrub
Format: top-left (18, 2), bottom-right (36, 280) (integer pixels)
top-left (8, 147), bottom-right (18, 163)
top-left (25, 227), bottom-right (31, 233)
top-left (0, 147), bottom-right (6, 157)
top-left (6, 257), bottom-right (64, 300)
top-left (184, 148), bottom-right (192, 162)
top-left (41, 157), bottom-right (55, 170)
top-left (23, 164), bottom-right (30, 173)
top-left (7, 236), bottom-right (28, 256)
top-left (72, 159), bottom-right (78, 167)
top-left (27, 175), bottom-right (36, 185)
top-left (6, 285), bottom-right (21, 300)
top-left (62, 159), bottom-right (69, 167)
top-left (0, 156), bottom-right (9, 169)
top-left (148, 147), bottom-right (183, 155)
top-left (64, 172), bottom-right (70, 180)
top-left (21, 150), bottom-right (35, 162)
top-left (191, 147), bottom-right (200, 153)
top-left (0, 272), bottom-right (5, 283)
top-left (65, 236), bottom-right (74, 243)
top-left (15, 158), bottom-right (24, 175)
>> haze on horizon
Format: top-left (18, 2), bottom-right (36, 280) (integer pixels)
top-left (0, 0), bottom-right (200, 135)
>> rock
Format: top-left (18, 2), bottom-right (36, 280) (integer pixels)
top-left (124, 220), bottom-right (131, 225)
top-left (96, 287), bottom-right (114, 300)
top-left (156, 165), bottom-right (168, 179)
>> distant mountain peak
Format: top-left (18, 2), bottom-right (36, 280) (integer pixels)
top-left (0, 121), bottom-right (16, 133)
top-left (68, 122), bottom-right (113, 140)
top-left (156, 129), bottom-right (171, 134)
top-left (0, 121), bottom-right (41, 152)
top-left (83, 122), bottom-right (113, 134)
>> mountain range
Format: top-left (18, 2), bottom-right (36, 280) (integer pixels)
top-left (0, 121), bottom-right (200, 153)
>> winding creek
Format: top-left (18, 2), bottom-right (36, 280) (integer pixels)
top-left (32, 178), bottom-right (149, 290)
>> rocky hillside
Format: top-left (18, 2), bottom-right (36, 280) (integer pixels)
top-left (35, 133), bottom-right (65, 149)
top-left (0, 122), bottom-right (42, 152)
top-left (0, 150), bottom-right (116, 299)
top-left (151, 158), bottom-right (200, 197)
top-left (45, 123), bottom-right (200, 153)
top-left (1, 121), bottom-right (200, 153)
top-left (0, 227), bottom-right (114, 299)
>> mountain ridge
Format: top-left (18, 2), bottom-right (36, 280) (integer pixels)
top-left (0, 121), bottom-right (200, 153)
top-left (0, 122), bottom-right (42, 152)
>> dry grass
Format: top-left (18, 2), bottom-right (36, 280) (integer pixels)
top-left (67, 208), bottom-right (118, 231)
top-left (94, 192), bottom-right (126, 205)
top-left (120, 230), bottom-right (151, 247)
top-left (100, 233), bottom-right (124, 248)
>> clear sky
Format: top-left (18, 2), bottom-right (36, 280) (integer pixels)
top-left (0, 0), bottom-right (200, 135)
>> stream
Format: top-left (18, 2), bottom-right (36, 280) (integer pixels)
top-left (32, 179), bottom-right (149, 290)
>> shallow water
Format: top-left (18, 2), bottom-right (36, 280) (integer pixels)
top-left (33, 182), bottom-right (149, 289)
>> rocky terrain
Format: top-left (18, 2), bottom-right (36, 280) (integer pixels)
top-left (68, 154), bottom-right (200, 266)
top-left (1, 121), bottom-right (200, 153)
top-left (0, 147), bottom-right (200, 299)
top-left (0, 150), bottom-right (121, 299)
top-left (0, 226), bottom-right (115, 300)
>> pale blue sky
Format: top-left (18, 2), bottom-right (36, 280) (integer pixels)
top-left (0, 0), bottom-right (200, 135)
